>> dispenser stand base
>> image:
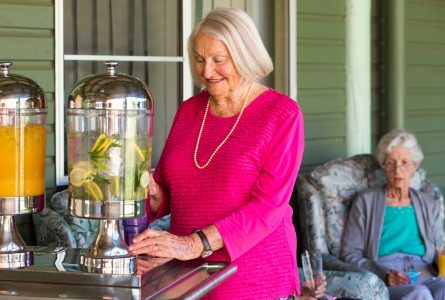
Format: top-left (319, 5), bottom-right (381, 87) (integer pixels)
top-left (0, 213), bottom-right (38, 269)
top-left (78, 219), bottom-right (136, 275)
top-left (80, 254), bottom-right (136, 275)
top-left (0, 248), bottom-right (237, 300)
top-left (69, 199), bottom-right (147, 275)
top-left (0, 250), bottom-right (32, 269)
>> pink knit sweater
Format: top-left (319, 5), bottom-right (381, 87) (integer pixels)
top-left (153, 88), bottom-right (304, 299)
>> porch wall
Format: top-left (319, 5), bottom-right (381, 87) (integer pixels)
top-left (296, 0), bottom-right (348, 172)
top-left (297, 0), bottom-right (445, 194)
top-left (405, 0), bottom-right (445, 192)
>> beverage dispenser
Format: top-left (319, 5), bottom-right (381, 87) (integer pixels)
top-left (67, 62), bottom-right (154, 275)
top-left (0, 62), bottom-right (46, 268)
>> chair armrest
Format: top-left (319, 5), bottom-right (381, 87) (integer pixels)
top-left (33, 208), bottom-right (77, 248)
top-left (295, 174), bottom-right (329, 253)
top-left (321, 254), bottom-right (389, 300)
top-left (322, 253), bottom-right (367, 273)
top-left (149, 214), bottom-right (171, 231)
top-left (324, 268), bottom-right (389, 300)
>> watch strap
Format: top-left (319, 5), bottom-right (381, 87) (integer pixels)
top-left (193, 229), bottom-right (213, 258)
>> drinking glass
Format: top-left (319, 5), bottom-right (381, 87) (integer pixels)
top-left (403, 256), bottom-right (420, 282)
top-left (438, 248), bottom-right (445, 278)
top-left (301, 250), bottom-right (325, 300)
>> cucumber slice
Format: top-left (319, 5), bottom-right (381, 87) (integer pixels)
top-left (140, 170), bottom-right (150, 188)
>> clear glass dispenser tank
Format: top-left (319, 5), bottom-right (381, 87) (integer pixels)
top-left (67, 62), bottom-right (154, 274)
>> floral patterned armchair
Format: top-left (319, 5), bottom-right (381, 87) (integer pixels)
top-left (293, 154), bottom-right (444, 300)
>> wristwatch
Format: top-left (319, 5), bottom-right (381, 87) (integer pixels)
top-left (193, 229), bottom-right (213, 258)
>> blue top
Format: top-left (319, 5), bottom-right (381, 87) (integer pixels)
top-left (378, 205), bottom-right (426, 257)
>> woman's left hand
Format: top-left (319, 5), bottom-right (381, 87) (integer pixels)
top-left (128, 228), bottom-right (201, 260)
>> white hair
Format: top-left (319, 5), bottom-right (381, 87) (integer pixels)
top-left (375, 129), bottom-right (424, 166)
top-left (188, 7), bottom-right (273, 86)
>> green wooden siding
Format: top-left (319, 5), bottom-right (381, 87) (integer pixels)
top-left (297, 0), bottom-right (347, 171)
top-left (371, 0), bottom-right (386, 150)
top-left (405, 0), bottom-right (445, 192)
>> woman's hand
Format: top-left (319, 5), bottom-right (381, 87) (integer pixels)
top-left (148, 173), bottom-right (163, 215)
top-left (386, 270), bottom-right (410, 286)
top-left (301, 274), bottom-right (327, 299)
top-left (128, 228), bottom-right (202, 261)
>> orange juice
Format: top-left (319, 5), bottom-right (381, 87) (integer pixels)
top-left (439, 254), bottom-right (445, 277)
top-left (0, 124), bottom-right (46, 196)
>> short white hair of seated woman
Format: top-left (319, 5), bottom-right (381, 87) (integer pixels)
top-left (187, 7), bottom-right (273, 86)
top-left (375, 129), bottom-right (424, 167)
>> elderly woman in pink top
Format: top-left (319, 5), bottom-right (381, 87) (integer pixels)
top-left (129, 8), bottom-right (309, 299)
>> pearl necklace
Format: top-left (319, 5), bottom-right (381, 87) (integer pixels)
top-left (194, 82), bottom-right (255, 169)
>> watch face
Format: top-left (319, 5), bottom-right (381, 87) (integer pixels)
top-left (201, 250), bottom-right (213, 258)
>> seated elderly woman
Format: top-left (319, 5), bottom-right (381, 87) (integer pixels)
top-left (340, 129), bottom-right (445, 300)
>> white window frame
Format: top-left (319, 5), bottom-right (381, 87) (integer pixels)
top-left (55, 1), bottom-right (193, 185)
top-left (288, 0), bottom-right (297, 101)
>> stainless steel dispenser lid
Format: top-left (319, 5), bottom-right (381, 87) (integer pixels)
top-left (0, 62), bottom-right (46, 109)
top-left (68, 62), bottom-right (154, 111)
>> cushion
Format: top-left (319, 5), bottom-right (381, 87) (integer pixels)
top-left (33, 208), bottom-right (77, 247)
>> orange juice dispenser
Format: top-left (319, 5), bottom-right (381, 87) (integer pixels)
top-left (0, 62), bottom-right (46, 268)
top-left (67, 62), bottom-right (153, 274)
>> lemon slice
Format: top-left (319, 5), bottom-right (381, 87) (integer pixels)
top-left (110, 176), bottom-right (119, 197)
top-left (83, 181), bottom-right (104, 201)
top-left (140, 170), bottom-right (150, 188)
top-left (73, 160), bottom-right (97, 176)
top-left (69, 168), bottom-right (88, 187)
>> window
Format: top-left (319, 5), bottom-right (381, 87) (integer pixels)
top-left (55, 0), bottom-right (292, 186)
top-left (55, 0), bottom-right (193, 185)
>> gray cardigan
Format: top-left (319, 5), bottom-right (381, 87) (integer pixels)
top-left (340, 186), bottom-right (442, 280)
